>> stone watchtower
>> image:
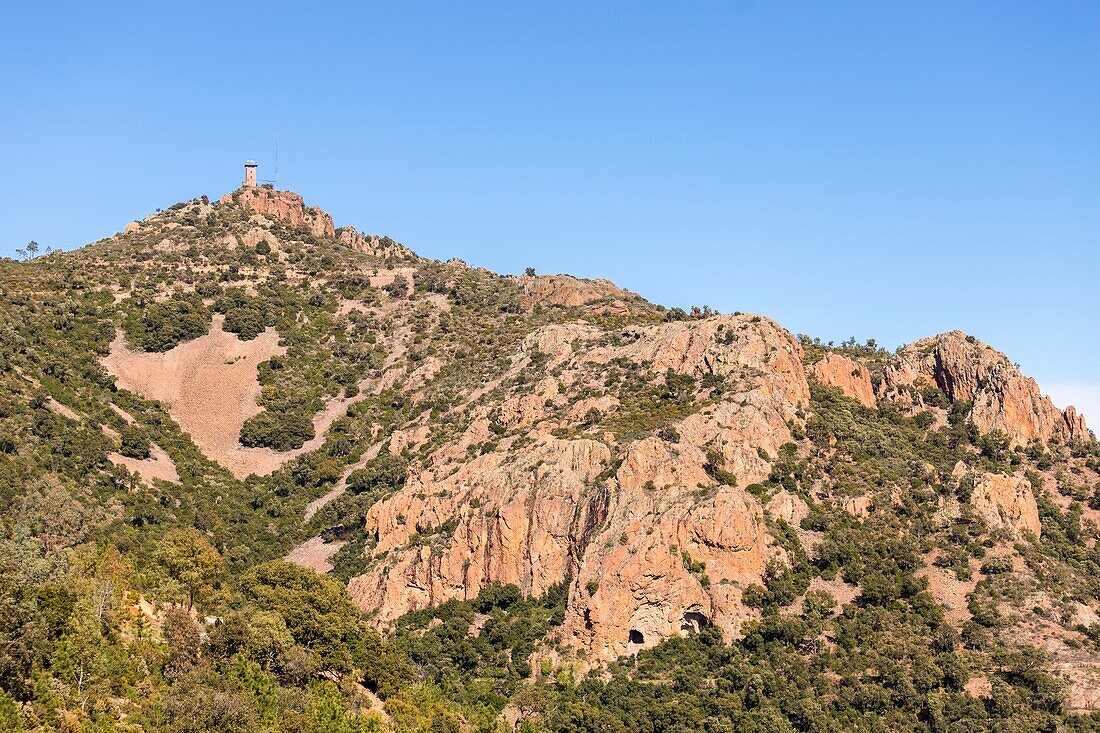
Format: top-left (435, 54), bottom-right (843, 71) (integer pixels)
top-left (243, 160), bottom-right (258, 187)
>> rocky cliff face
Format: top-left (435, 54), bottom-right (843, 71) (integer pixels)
top-left (220, 186), bottom-right (335, 238)
top-left (952, 462), bottom-right (1042, 539)
top-left (519, 274), bottom-right (639, 316)
top-left (348, 314), bottom-right (808, 660)
top-left (881, 331), bottom-right (1089, 445)
top-left (809, 352), bottom-right (876, 408)
top-left (337, 226), bottom-right (414, 259)
top-left (349, 438), bottom-right (612, 623)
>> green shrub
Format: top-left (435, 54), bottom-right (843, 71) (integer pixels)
top-left (346, 453), bottom-right (408, 496)
top-left (474, 582), bottom-right (521, 612)
top-left (239, 410), bottom-right (315, 450)
top-left (124, 295), bottom-right (209, 351)
top-left (223, 305), bottom-right (271, 340)
top-left (240, 561), bottom-right (377, 673)
top-left (215, 289), bottom-right (273, 341)
top-left (118, 424), bottom-right (151, 459)
top-left (0, 689), bottom-right (21, 732)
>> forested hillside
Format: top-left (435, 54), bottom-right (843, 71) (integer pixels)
top-left (2, 185), bottom-right (1099, 733)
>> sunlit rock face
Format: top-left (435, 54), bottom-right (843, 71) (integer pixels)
top-left (882, 331), bottom-right (1089, 445)
top-left (349, 314), bottom-right (810, 660)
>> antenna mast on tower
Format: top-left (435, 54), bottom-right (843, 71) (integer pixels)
top-left (259, 136), bottom-right (280, 187)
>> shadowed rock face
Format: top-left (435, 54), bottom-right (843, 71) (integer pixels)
top-left (348, 314), bottom-right (809, 660)
top-left (881, 331), bottom-right (1089, 445)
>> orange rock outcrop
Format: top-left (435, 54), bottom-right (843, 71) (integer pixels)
top-left (809, 352), bottom-right (876, 408)
top-left (220, 186), bottom-right (335, 238)
top-left (952, 462), bottom-right (1041, 539)
top-left (348, 314), bottom-right (810, 660)
top-left (337, 226), bottom-right (413, 258)
top-left (882, 331), bottom-right (1088, 445)
top-left (519, 274), bottom-right (637, 313)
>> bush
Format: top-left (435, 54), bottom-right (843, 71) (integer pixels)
top-left (215, 289), bottom-right (273, 341)
top-left (474, 582), bottom-right (522, 612)
top-left (0, 690), bottom-right (21, 732)
top-left (118, 425), bottom-right (151, 459)
top-left (240, 410), bottom-right (315, 450)
top-left (346, 453), bottom-right (408, 496)
top-left (980, 557), bottom-right (1013, 575)
top-left (223, 305), bottom-right (270, 340)
top-left (240, 561), bottom-right (376, 673)
top-left (125, 295), bottom-right (209, 352)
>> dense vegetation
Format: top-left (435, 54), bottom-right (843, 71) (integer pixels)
top-left (1, 193), bottom-right (1099, 732)
top-left (122, 293), bottom-right (210, 352)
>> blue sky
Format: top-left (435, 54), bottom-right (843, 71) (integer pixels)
top-left (2, 2), bottom-right (1098, 419)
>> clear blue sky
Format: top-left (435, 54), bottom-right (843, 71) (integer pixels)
top-left (2, 2), bottom-right (1098, 419)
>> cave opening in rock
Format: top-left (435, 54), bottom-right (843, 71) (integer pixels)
top-left (628, 629), bottom-right (644, 644)
top-left (681, 611), bottom-right (709, 633)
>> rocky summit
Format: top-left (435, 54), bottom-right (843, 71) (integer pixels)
top-left (2, 183), bottom-right (1099, 732)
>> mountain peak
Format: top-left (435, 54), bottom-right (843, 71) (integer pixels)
top-left (882, 330), bottom-right (1089, 444)
top-left (219, 184), bottom-right (335, 239)
top-left (7, 173), bottom-right (1100, 725)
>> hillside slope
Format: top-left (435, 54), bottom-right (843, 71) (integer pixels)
top-left (2, 183), bottom-right (1099, 732)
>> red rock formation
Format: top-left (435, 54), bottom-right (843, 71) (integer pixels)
top-left (348, 438), bottom-right (613, 624)
top-left (952, 462), bottom-right (1041, 539)
top-left (220, 186), bottom-right (335, 238)
top-left (882, 331), bottom-right (1089, 445)
top-left (520, 274), bottom-right (637, 312)
top-left (809, 353), bottom-right (876, 408)
top-left (337, 225), bottom-right (413, 258)
top-left (765, 489), bottom-right (809, 526)
top-left (348, 314), bottom-right (810, 660)
top-left (563, 439), bottom-right (773, 661)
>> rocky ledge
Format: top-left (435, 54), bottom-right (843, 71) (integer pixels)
top-left (220, 185), bottom-right (335, 239)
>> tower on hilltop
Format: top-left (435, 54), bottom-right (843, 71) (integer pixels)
top-left (243, 160), bottom-right (257, 187)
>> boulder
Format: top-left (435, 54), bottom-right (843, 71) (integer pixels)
top-left (953, 462), bottom-right (1041, 539)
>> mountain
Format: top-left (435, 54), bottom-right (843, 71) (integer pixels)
top-left (2, 180), bottom-right (1099, 732)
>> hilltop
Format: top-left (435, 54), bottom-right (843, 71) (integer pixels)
top-left (2, 180), bottom-right (1099, 732)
